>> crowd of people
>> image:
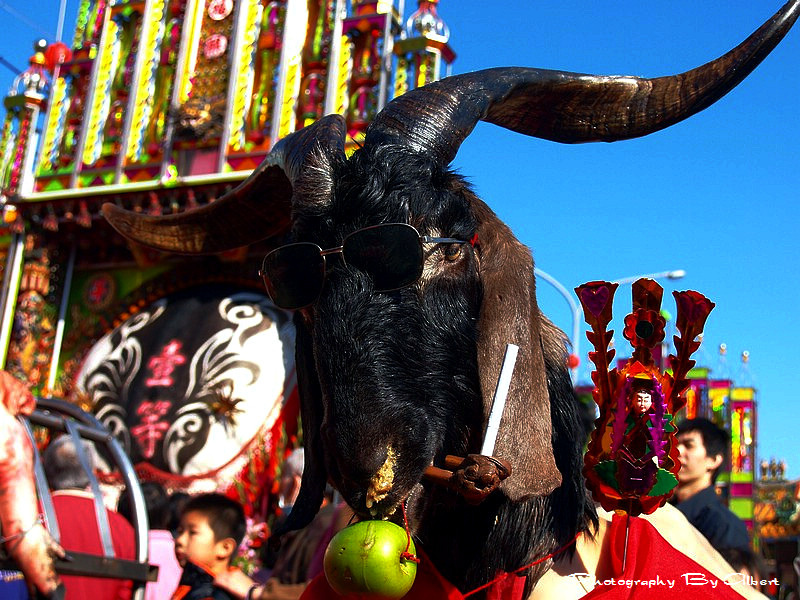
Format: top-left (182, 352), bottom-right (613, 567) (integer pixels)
top-left (2, 418), bottom-right (792, 599)
top-left (30, 442), bottom-right (344, 600)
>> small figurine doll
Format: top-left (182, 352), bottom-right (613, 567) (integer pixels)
top-left (576, 278), bottom-right (714, 516)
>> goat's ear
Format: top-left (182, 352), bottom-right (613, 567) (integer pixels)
top-left (272, 315), bottom-right (328, 537)
top-left (472, 198), bottom-right (562, 501)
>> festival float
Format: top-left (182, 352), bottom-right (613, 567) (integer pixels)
top-left (755, 458), bottom-right (800, 597)
top-left (0, 0), bottom-right (455, 515)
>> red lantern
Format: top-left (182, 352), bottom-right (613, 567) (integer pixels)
top-left (44, 42), bottom-right (72, 73)
top-left (567, 353), bottom-right (580, 369)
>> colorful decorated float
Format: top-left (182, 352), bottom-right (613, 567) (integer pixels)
top-left (755, 462), bottom-right (799, 598)
top-left (0, 0), bottom-right (455, 517)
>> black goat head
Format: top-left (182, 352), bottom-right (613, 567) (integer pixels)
top-left (104, 0), bottom-right (799, 540)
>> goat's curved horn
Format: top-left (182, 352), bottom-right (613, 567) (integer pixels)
top-left (365, 0), bottom-right (799, 164)
top-left (102, 114), bottom-right (347, 254)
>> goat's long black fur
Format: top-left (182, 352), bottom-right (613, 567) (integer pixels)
top-left (413, 317), bottom-right (597, 598)
top-left (288, 144), bottom-right (596, 597)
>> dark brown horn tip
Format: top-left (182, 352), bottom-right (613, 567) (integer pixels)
top-left (367, 0), bottom-right (800, 162)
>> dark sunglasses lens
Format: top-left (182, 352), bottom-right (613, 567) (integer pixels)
top-left (261, 244), bottom-right (324, 309)
top-left (343, 225), bottom-right (422, 290)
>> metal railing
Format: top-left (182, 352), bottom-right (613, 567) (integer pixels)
top-left (2, 397), bottom-right (156, 599)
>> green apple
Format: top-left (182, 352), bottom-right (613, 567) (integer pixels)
top-left (323, 520), bottom-right (418, 599)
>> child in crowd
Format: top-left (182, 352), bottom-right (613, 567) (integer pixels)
top-left (172, 493), bottom-right (248, 600)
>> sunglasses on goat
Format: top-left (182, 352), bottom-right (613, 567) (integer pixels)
top-left (259, 223), bottom-right (471, 309)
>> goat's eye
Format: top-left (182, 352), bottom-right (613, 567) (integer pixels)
top-left (443, 244), bottom-right (462, 261)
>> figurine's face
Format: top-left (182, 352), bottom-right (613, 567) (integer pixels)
top-left (633, 389), bottom-right (653, 414)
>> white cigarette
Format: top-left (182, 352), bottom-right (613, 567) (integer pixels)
top-left (481, 343), bottom-right (519, 456)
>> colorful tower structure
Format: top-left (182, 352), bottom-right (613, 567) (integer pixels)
top-left (394, 0), bottom-right (455, 95)
top-left (755, 462), bottom-right (799, 597)
top-left (0, 0), bottom-right (456, 501)
top-left (682, 352), bottom-right (757, 531)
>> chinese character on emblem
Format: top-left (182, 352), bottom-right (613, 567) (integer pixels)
top-left (203, 34), bottom-right (228, 59)
top-left (207, 0), bottom-right (233, 21)
top-left (146, 340), bottom-right (186, 387)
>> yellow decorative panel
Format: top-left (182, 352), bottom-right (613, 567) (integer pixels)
top-left (126, 0), bottom-right (167, 161)
top-left (82, 17), bottom-right (120, 167)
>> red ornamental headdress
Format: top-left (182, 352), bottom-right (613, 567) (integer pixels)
top-left (576, 278), bottom-right (714, 516)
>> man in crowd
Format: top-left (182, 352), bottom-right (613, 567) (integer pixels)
top-left (673, 418), bottom-right (750, 554)
top-left (43, 435), bottom-right (136, 599)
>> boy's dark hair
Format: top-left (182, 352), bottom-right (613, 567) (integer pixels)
top-left (677, 417), bottom-right (730, 481)
top-left (182, 493), bottom-right (247, 551)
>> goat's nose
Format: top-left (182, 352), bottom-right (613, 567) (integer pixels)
top-left (322, 422), bottom-right (392, 485)
top-left (338, 450), bottom-right (388, 487)
top-left (335, 448), bottom-right (390, 490)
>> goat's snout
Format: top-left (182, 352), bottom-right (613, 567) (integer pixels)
top-left (322, 423), bottom-right (383, 479)
top-left (322, 428), bottom-right (401, 515)
top-left (334, 452), bottom-right (387, 490)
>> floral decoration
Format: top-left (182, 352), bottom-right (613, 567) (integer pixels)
top-left (622, 308), bottom-right (666, 348)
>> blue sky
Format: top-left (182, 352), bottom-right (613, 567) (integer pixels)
top-left (2, 1), bottom-right (799, 477)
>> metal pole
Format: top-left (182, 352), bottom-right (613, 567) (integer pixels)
top-left (47, 241), bottom-right (76, 391)
top-left (0, 232), bottom-right (26, 368)
top-left (613, 269), bottom-right (686, 286)
top-left (56, 0), bottom-right (68, 42)
top-left (534, 267), bottom-right (580, 382)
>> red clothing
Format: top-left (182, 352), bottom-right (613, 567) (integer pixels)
top-left (301, 515), bottom-right (744, 599)
top-left (581, 514), bottom-right (742, 599)
top-left (51, 490), bottom-right (136, 600)
top-left (300, 547), bottom-right (523, 600)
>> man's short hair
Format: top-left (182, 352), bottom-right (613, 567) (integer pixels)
top-left (181, 493), bottom-right (247, 549)
top-left (677, 417), bottom-right (730, 480)
top-left (42, 435), bottom-right (95, 491)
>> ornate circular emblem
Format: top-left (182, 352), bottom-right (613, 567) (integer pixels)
top-left (207, 0), bottom-right (233, 20)
top-left (203, 34), bottom-right (228, 59)
top-left (83, 272), bottom-right (117, 312)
